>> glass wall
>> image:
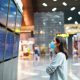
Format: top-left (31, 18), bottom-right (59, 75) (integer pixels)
top-left (4, 32), bottom-right (14, 60)
top-left (13, 10), bottom-right (22, 57)
top-left (7, 0), bottom-right (17, 31)
top-left (15, 10), bottom-right (22, 33)
top-left (34, 12), bottom-right (64, 46)
top-left (0, 26), bottom-right (6, 61)
top-left (0, 0), bottom-right (22, 61)
top-left (0, 0), bottom-right (9, 26)
top-left (13, 35), bottom-right (20, 57)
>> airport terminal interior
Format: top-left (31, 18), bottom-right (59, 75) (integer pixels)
top-left (0, 0), bottom-right (80, 80)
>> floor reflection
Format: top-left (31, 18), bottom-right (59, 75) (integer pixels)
top-left (17, 55), bottom-right (80, 80)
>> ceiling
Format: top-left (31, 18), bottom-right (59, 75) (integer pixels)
top-left (32, 0), bottom-right (80, 24)
top-left (21, 0), bottom-right (34, 32)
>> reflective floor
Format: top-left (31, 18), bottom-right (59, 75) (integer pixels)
top-left (18, 54), bottom-right (80, 80)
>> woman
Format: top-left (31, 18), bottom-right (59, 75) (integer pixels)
top-left (46, 37), bottom-right (68, 80)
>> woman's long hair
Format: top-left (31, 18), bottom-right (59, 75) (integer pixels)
top-left (55, 37), bottom-right (68, 59)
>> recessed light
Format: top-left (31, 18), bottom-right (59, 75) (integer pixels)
top-left (67, 17), bottom-right (72, 21)
top-left (70, 7), bottom-right (76, 11)
top-left (78, 11), bottom-right (80, 15)
top-left (62, 2), bottom-right (67, 6)
top-left (52, 8), bottom-right (57, 11)
top-left (43, 22), bottom-right (46, 26)
top-left (59, 22), bottom-right (62, 25)
top-left (75, 21), bottom-right (78, 24)
top-left (40, 30), bottom-right (45, 34)
top-left (42, 3), bottom-right (48, 7)
top-left (53, 0), bottom-right (57, 2)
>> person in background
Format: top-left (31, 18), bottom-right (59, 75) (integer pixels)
top-left (46, 37), bottom-right (68, 80)
top-left (49, 41), bottom-right (55, 60)
top-left (34, 45), bottom-right (40, 61)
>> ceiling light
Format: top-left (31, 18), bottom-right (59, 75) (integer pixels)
top-left (53, 0), bottom-right (57, 2)
top-left (70, 7), bottom-right (76, 11)
top-left (52, 8), bottom-right (57, 11)
top-left (67, 17), bottom-right (72, 21)
top-left (78, 11), bottom-right (80, 15)
top-left (59, 22), bottom-right (62, 25)
top-left (62, 2), bottom-right (67, 6)
top-left (40, 30), bottom-right (45, 34)
top-left (75, 21), bottom-right (78, 24)
top-left (42, 3), bottom-right (48, 7)
top-left (43, 22), bottom-right (46, 26)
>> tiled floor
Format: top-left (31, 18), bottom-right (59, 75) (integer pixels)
top-left (17, 55), bottom-right (80, 80)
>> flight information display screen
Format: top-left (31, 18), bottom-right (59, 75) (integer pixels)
top-left (4, 31), bottom-right (14, 60)
top-left (0, 0), bottom-right (9, 26)
top-left (0, 27), bottom-right (6, 61)
top-left (7, 0), bottom-right (17, 31)
top-left (13, 35), bottom-right (20, 57)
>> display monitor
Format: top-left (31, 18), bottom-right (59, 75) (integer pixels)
top-left (13, 35), bottom-right (19, 57)
top-left (7, 0), bottom-right (17, 31)
top-left (4, 31), bottom-right (14, 60)
top-left (0, 0), bottom-right (9, 26)
top-left (0, 26), bottom-right (6, 61)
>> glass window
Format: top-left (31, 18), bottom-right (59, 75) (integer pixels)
top-left (0, 26), bottom-right (6, 61)
top-left (0, 0), bottom-right (9, 26)
top-left (15, 11), bottom-right (22, 33)
top-left (7, 0), bottom-right (17, 31)
top-left (13, 35), bottom-right (19, 57)
top-left (34, 12), bottom-right (64, 46)
top-left (4, 31), bottom-right (14, 60)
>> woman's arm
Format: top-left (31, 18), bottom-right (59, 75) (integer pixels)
top-left (46, 53), bottom-right (64, 75)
